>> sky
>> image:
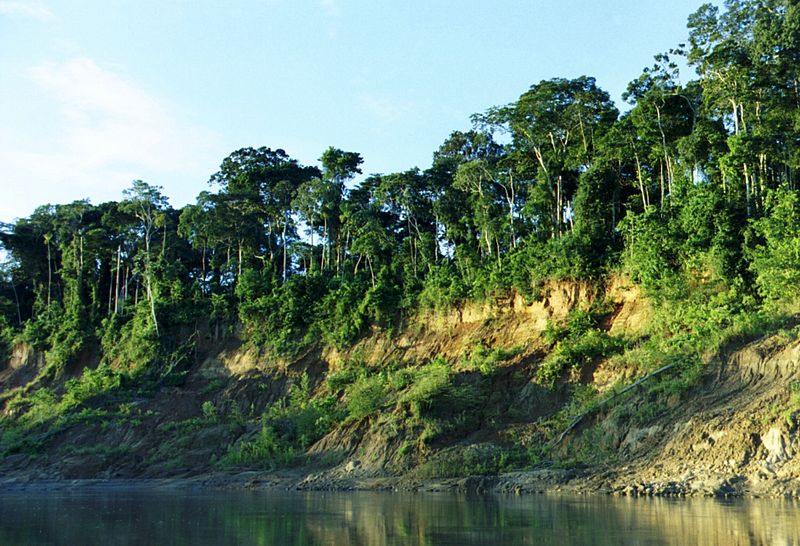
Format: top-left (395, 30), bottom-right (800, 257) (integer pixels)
top-left (0, 0), bottom-right (720, 224)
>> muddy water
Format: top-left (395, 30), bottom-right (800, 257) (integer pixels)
top-left (1, 488), bottom-right (799, 545)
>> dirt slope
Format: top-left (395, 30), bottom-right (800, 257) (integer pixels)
top-left (3, 277), bottom-right (800, 498)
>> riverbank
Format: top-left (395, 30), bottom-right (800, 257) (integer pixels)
top-left (4, 461), bottom-right (800, 500)
top-left (4, 280), bottom-right (800, 502)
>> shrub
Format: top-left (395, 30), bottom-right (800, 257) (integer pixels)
top-left (345, 375), bottom-right (387, 423)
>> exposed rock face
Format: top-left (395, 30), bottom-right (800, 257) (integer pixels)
top-left (762, 428), bottom-right (791, 465)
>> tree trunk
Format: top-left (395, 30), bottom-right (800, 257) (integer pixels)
top-left (114, 245), bottom-right (121, 314)
top-left (635, 152), bottom-right (648, 210)
top-left (238, 241), bottom-right (243, 278)
top-left (282, 219), bottom-right (288, 283)
top-left (107, 267), bottom-right (114, 315)
top-left (367, 255), bottom-right (375, 288)
top-left (146, 276), bottom-right (159, 337)
top-left (122, 267), bottom-right (129, 314)
top-left (309, 221), bottom-right (315, 273)
top-left (46, 238), bottom-right (52, 309)
top-left (10, 277), bottom-right (22, 326)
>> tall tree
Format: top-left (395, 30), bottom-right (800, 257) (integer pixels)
top-left (319, 147), bottom-right (363, 272)
top-left (121, 180), bottom-right (169, 336)
top-left (477, 76), bottom-right (618, 238)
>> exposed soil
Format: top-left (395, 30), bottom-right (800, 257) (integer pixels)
top-left (3, 278), bottom-right (800, 498)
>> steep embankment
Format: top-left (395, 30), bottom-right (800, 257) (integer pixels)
top-left (1, 278), bottom-right (799, 498)
top-left (588, 336), bottom-right (800, 498)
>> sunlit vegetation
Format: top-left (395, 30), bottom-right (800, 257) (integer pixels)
top-left (2, 0), bottom-right (800, 476)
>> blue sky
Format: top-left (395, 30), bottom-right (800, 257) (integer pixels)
top-left (0, 0), bottom-right (718, 223)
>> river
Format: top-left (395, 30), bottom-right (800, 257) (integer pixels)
top-left (1, 487), bottom-right (799, 545)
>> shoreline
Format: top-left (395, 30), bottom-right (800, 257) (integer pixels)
top-left (3, 467), bottom-right (799, 500)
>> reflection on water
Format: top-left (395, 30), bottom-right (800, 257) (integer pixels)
top-left (1, 487), bottom-right (799, 545)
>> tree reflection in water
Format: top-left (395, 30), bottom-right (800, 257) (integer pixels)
top-left (1, 488), bottom-right (799, 545)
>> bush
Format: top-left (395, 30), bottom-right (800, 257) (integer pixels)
top-left (0, 317), bottom-right (13, 362)
top-left (345, 375), bottom-right (388, 422)
top-left (221, 423), bottom-right (294, 469)
top-left (414, 444), bottom-right (527, 478)
top-left (222, 373), bottom-right (341, 469)
top-left (538, 329), bottom-right (624, 387)
top-left (399, 358), bottom-right (452, 418)
top-left (61, 364), bottom-right (121, 411)
top-left (458, 343), bottom-right (520, 377)
top-left (538, 306), bottom-right (625, 387)
top-left (748, 187), bottom-right (800, 310)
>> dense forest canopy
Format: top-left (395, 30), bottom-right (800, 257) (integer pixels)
top-left (1, 0), bottom-right (799, 368)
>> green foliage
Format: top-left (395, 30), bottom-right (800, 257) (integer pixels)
top-left (1, 0), bottom-right (798, 371)
top-left (399, 358), bottom-right (452, 418)
top-left (619, 209), bottom-right (684, 296)
top-left (61, 365), bottom-right (121, 411)
top-left (344, 374), bottom-right (388, 423)
top-left (99, 307), bottom-right (159, 372)
top-left (221, 373), bottom-right (340, 469)
top-left (327, 354), bottom-right (488, 443)
top-left (326, 354), bottom-right (369, 392)
top-left (458, 343), bottom-right (520, 377)
top-left (201, 401), bottom-right (218, 422)
top-left (748, 188), bottom-right (800, 310)
top-left (538, 329), bottom-right (625, 387)
top-left (236, 269), bottom-right (324, 355)
top-left (317, 277), bottom-right (369, 348)
top-left (221, 424), bottom-right (294, 469)
top-left (414, 444), bottom-right (530, 478)
top-left (538, 306), bottom-right (625, 387)
top-left (4, 0), bottom-right (800, 481)
top-left (201, 378), bottom-right (226, 395)
top-left (8, 387), bottom-right (59, 426)
top-left (0, 316), bottom-right (13, 362)
top-left (417, 263), bottom-right (468, 311)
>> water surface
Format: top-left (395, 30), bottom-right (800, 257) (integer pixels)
top-left (1, 487), bottom-right (798, 545)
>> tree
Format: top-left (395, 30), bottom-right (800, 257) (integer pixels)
top-left (319, 147), bottom-right (363, 272)
top-left (624, 52), bottom-right (696, 205)
top-left (207, 147), bottom-right (320, 281)
top-left (476, 76), bottom-right (618, 238)
top-left (121, 180), bottom-right (169, 336)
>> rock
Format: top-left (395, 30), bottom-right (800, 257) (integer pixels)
top-left (761, 428), bottom-right (788, 464)
top-left (620, 426), bottom-right (661, 452)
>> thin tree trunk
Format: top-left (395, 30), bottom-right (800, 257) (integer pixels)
top-left (556, 175), bottom-right (563, 237)
top-left (147, 277), bottom-right (159, 337)
top-left (655, 103), bottom-right (672, 198)
top-left (367, 255), bottom-right (375, 288)
top-left (635, 152), bottom-right (648, 209)
top-left (114, 245), bottom-right (121, 314)
top-left (46, 239), bottom-right (52, 308)
top-left (309, 221), bottom-right (315, 273)
top-left (282, 219), bottom-right (288, 283)
top-left (107, 267), bottom-right (114, 315)
top-left (201, 245), bottom-right (207, 291)
top-left (323, 218), bottom-right (328, 271)
top-left (744, 162), bottom-right (752, 217)
top-left (10, 277), bottom-right (22, 326)
top-left (434, 215), bottom-right (439, 264)
top-left (122, 267), bottom-right (129, 314)
top-left (238, 241), bottom-right (243, 278)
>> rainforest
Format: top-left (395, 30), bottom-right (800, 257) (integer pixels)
top-left (2, 0), bottom-right (800, 496)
